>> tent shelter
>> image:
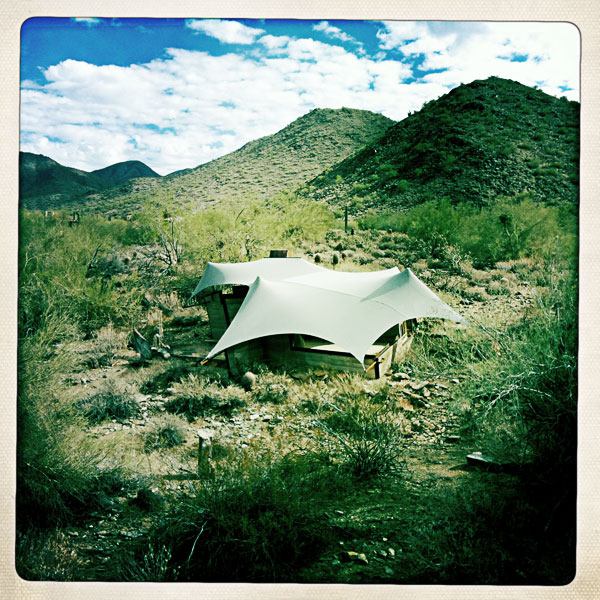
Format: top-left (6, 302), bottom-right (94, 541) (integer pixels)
top-left (192, 257), bottom-right (465, 378)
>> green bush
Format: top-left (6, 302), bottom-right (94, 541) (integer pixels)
top-left (359, 194), bottom-right (577, 269)
top-left (319, 396), bottom-right (405, 480)
top-left (17, 317), bottom-right (132, 528)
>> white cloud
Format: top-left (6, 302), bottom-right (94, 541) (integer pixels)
top-left (20, 21), bottom-right (580, 174)
top-left (313, 20), bottom-right (363, 51)
top-left (377, 21), bottom-right (580, 101)
top-left (72, 18), bottom-right (101, 26)
top-left (186, 19), bottom-right (265, 44)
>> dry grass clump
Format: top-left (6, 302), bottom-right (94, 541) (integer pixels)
top-left (316, 389), bottom-right (406, 480)
top-left (143, 414), bottom-right (188, 453)
top-left (486, 280), bottom-right (510, 296)
top-left (85, 322), bottom-right (129, 368)
top-left (462, 286), bottom-right (489, 302)
top-left (253, 372), bottom-right (294, 404)
top-left (166, 374), bottom-right (247, 419)
top-left (79, 378), bottom-right (139, 424)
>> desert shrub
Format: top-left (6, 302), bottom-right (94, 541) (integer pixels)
top-left (318, 395), bottom-right (405, 480)
top-left (143, 414), bottom-right (188, 452)
top-left (358, 194), bottom-right (576, 269)
top-left (166, 374), bottom-right (246, 419)
top-left (19, 211), bottom-right (144, 337)
top-left (463, 267), bottom-right (577, 474)
top-left (79, 379), bottom-right (139, 424)
top-left (486, 280), bottom-right (510, 296)
top-left (462, 286), bottom-right (488, 301)
top-left (139, 362), bottom-right (198, 394)
top-left (85, 322), bottom-right (129, 368)
top-left (116, 543), bottom-right (181, 582)
top-left (150, 452), bottom-right (344, 581)
top-left (253, 373), bottom-right (292, 404)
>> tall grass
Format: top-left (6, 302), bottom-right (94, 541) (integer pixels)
top-left (150, 452), bottom-right (345, 581)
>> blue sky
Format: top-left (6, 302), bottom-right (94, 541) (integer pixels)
top-left (20, 18), bottom-right (580, 175)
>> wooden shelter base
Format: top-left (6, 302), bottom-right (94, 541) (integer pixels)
top-left (203, 289), bottom-right (415, 379)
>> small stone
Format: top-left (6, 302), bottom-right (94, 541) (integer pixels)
top-left (451, 378), bottom-right (460, 384)
top-left (241, 371), bottom-right (257, 391)
top-left (262, 414), bottom-right (273, 421)
top-left (410, 380), bottom-right (429, 390)
top-left (378, 549), bottom-right (388, 557)
top-left (388, 548), bottom-right (395, 557)
top-left (249, 414), bottom-right (260, 421)
top-left (382, 537), bottom-right (388, 542)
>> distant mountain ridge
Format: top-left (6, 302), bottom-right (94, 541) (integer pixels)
top-left (19, 78), bottom-right (579, 215)
top-left (19, 153), bottom-right (161, 210)
top-left (91, 161), bottom-right (160, 187)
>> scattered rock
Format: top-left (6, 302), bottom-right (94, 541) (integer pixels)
top-left (410, 380), bottom-right (429, 391)
top-left (241, 371), bottom-right (256, 390)
top-left (341, 551), bottom-right (369, 565)
top-left (249, 414), bottom-right (260, 421)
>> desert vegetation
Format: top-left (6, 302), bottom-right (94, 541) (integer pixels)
top-left (16, 185), bottom-right (577, 583)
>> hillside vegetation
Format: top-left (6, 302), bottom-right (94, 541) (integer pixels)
top-left (21, 108), bottom-right (393, 217)
top-left (306, 77), bottom-right (579, 211)
top-left (80, 107), bottom-right (394, 217)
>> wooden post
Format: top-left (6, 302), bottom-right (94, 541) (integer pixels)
top-left (197, 428), bottom-right (215, 477)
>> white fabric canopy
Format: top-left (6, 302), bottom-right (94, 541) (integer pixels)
top-left (195, 258), bottom-right (466, 367)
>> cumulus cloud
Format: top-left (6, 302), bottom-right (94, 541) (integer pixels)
top-left (377, 21), bottom-right (580, 100)
top-left (313, 20), bottom-right (363, 51)
top-left (20, 38), bottom-right (415, 174)
top-left (186, 19), bottom-right (265, 44)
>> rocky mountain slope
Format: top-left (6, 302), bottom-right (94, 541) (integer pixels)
top-left (28, 108), bottom-right (394, 216)
top-left (23, 108), bottom-right (394, 215)
top-left (306, 77), bottom-right (579, 211)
